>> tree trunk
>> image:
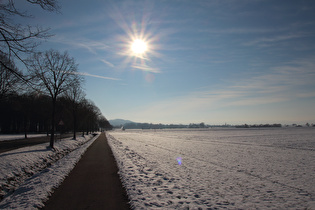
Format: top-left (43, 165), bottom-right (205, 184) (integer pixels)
top-left (24, 130), bottom-right (28, 139)
top-left (50, 98), bottom-right (56, 148)
top-left (24, 115), bottom-right (28, 139)
top-left (73, 107), bottom-right (77, 140)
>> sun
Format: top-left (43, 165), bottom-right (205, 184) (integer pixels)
top-left (115, 16), bottom-right (161, 75)
top-left (131, 39), bottom-right (148, 55)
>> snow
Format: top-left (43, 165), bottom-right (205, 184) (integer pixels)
top-left (0, 134), bottom-right (47, 141)
top-left (0, 134), bottom-right (99, 209)
top-left (107, 127), bottom-right (315, 209)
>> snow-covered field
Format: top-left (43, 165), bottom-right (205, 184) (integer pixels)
top-left (107, 127), bottom-right (315, 209)
top-left (0, 134), bottom-right (99, 209)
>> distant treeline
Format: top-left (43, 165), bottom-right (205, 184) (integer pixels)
top-left (116, 122), bottom-right (314, 130)
top-left (0, 47), bottom-right (112, 142)
top-left (235, 124), bottom-right (282, 128)
top-left (118, 122), bottom-right (229, 129)
top-left (118, 122), bottom-right (215, 129)
top-left (0, 93), bottom-right (112, 135)
top-left (121, 123), bottom-right (189, 129)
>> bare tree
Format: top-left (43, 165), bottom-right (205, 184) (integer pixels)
top-left (0, 0), bottom-right (59, 79)
top-left (98, 115), bottom-right (112, 131)
top-left (0, 52), bottom-right (22, 99)
top-left (64, 78), bottom-right (85, 140)
top-left (28, 49), bottom-right (79, 148)
top-left (79, 99), bottom-right (101, 135)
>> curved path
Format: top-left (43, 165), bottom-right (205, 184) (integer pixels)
top-left (43, 132), bottom-right (130, 210)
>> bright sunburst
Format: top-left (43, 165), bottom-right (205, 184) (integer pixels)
top-left (113, 11), bottom-right (162, 76)
top-left (131, 39), bottom-right (148, 55)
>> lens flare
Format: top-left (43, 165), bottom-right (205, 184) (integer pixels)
top-left (176, 157), bottom-right (182, 165)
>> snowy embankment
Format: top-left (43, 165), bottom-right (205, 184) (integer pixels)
top-left (0, 133), bottom-right (99, 209)
top-left (107, 128), bottom-right (315, 209)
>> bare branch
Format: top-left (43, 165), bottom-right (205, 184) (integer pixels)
top-left (26, 0), bottom-right (60, 12)
top-left (27, 49), bottom-right (79, 147)
top-left (0, 52), bottom-right (22, 98)
top-left (0, 0), bottom-right (59, 82)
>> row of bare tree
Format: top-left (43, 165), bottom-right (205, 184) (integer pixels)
top-left (0, 91), bottom-right (112, 137)
top-left (0, 0), bottom-right (112, 148)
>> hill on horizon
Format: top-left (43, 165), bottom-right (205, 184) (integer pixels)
top-left (109, 119), bottom-right (135, 127)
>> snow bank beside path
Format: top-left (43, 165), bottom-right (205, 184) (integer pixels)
top-left (107, 128), bottom-right (315, 209)
top-left (0, 134), bottom-right (99, 209)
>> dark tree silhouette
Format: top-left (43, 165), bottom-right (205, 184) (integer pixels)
top-left (0, 53), bottom-right (22, 99)
top-left (0, 92), bottom-right (110, 135)
top-left (64, 80), bottom-right (85, 140)
top-left (98, 115), bottom-right (112, 131)
top-left (28, 49), bottom-right (79, 148)
top-left (78, 99), bottom-right (102, 135)
top-left (0, 0), bottom-right (59, 79)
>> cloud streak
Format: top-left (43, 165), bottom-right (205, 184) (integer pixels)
top-left (52, 36), bottom-right (109, 53)
top-left (243, 33), bottom-right (308, 47)
top-left (131, 64), bottom-right (161, 73)
top-left (50, 36), bottom-right (115, 68)
top-left (74, 72), bottom-right (121, 81)
top-left (100, 59), bottom-right (115, 68)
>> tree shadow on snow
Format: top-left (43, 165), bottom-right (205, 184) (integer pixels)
top-left (0, 148), bottom-right (51, 158)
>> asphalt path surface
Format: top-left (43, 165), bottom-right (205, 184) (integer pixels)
top-left (42, 132), bottom-right (131, 210)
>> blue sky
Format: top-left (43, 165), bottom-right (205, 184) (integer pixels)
top-left (17, 0), bottom-right (315, 124)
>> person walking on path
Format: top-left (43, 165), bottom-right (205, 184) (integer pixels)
top-left (43, 132), bottom-right (130, 210)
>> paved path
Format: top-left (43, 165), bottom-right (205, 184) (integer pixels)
top-left (0, 133), bottom-right (73, 154)
top-left (43, 132), bottom-right (130, 210)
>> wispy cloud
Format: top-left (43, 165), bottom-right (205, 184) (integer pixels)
top-left (52, 36), bottom-right (109, 53)
top-left (99, 59), bottom-right (115, 68)
top-left (206, 58), bottom-right (315, 105)
top-left (74, 72), bottom-right (121, 81)
top-left (131, 64), bottom-right (161, 73)
top-left (199, 27), bottom-right (279, 35)
top-left (126, 57), bottom-right (315, 123)
top-left (50, 36), bottom-right (115, 68)
top-left (244, 33), bottom-right (307, 47)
